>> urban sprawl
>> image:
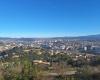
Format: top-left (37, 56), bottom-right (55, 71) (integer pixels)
top-left (0, 38), bottom-right (100, 80)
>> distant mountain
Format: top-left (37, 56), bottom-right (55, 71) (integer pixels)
top-left (74, 34), bottom-right (100, 40)
top-left (0, 34), bottom-right (100, 41)
top-left (52, 34), bottom-right (100, 40)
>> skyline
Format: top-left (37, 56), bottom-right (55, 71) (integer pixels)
top-left (0, 0), bottom-right (100, 37)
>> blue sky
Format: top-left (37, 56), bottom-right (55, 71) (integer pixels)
top-left (0, 0), bottom-right (100, 37)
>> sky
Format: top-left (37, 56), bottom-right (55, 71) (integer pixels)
top-left (0, 0), bottom-right (100, 37)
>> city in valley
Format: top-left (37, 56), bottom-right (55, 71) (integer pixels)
top-left (0, 35), bottom-right (100, 80)
top-left (0, 0), bottom-right (100, 80)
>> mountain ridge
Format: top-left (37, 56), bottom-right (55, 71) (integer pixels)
top-left (0, 34), bottom-right (100, 40)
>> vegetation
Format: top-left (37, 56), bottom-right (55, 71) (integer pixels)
top-left (0, 47), bottom-right (100, 80)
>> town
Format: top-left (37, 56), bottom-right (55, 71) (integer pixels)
top-left (0, 37), bottom-right (100, 80)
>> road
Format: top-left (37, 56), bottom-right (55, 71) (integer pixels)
top-left (43, 71), bottom-right (76, 76)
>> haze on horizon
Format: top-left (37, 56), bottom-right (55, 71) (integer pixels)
top-left (0, 0), bottom-right (100, 38)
